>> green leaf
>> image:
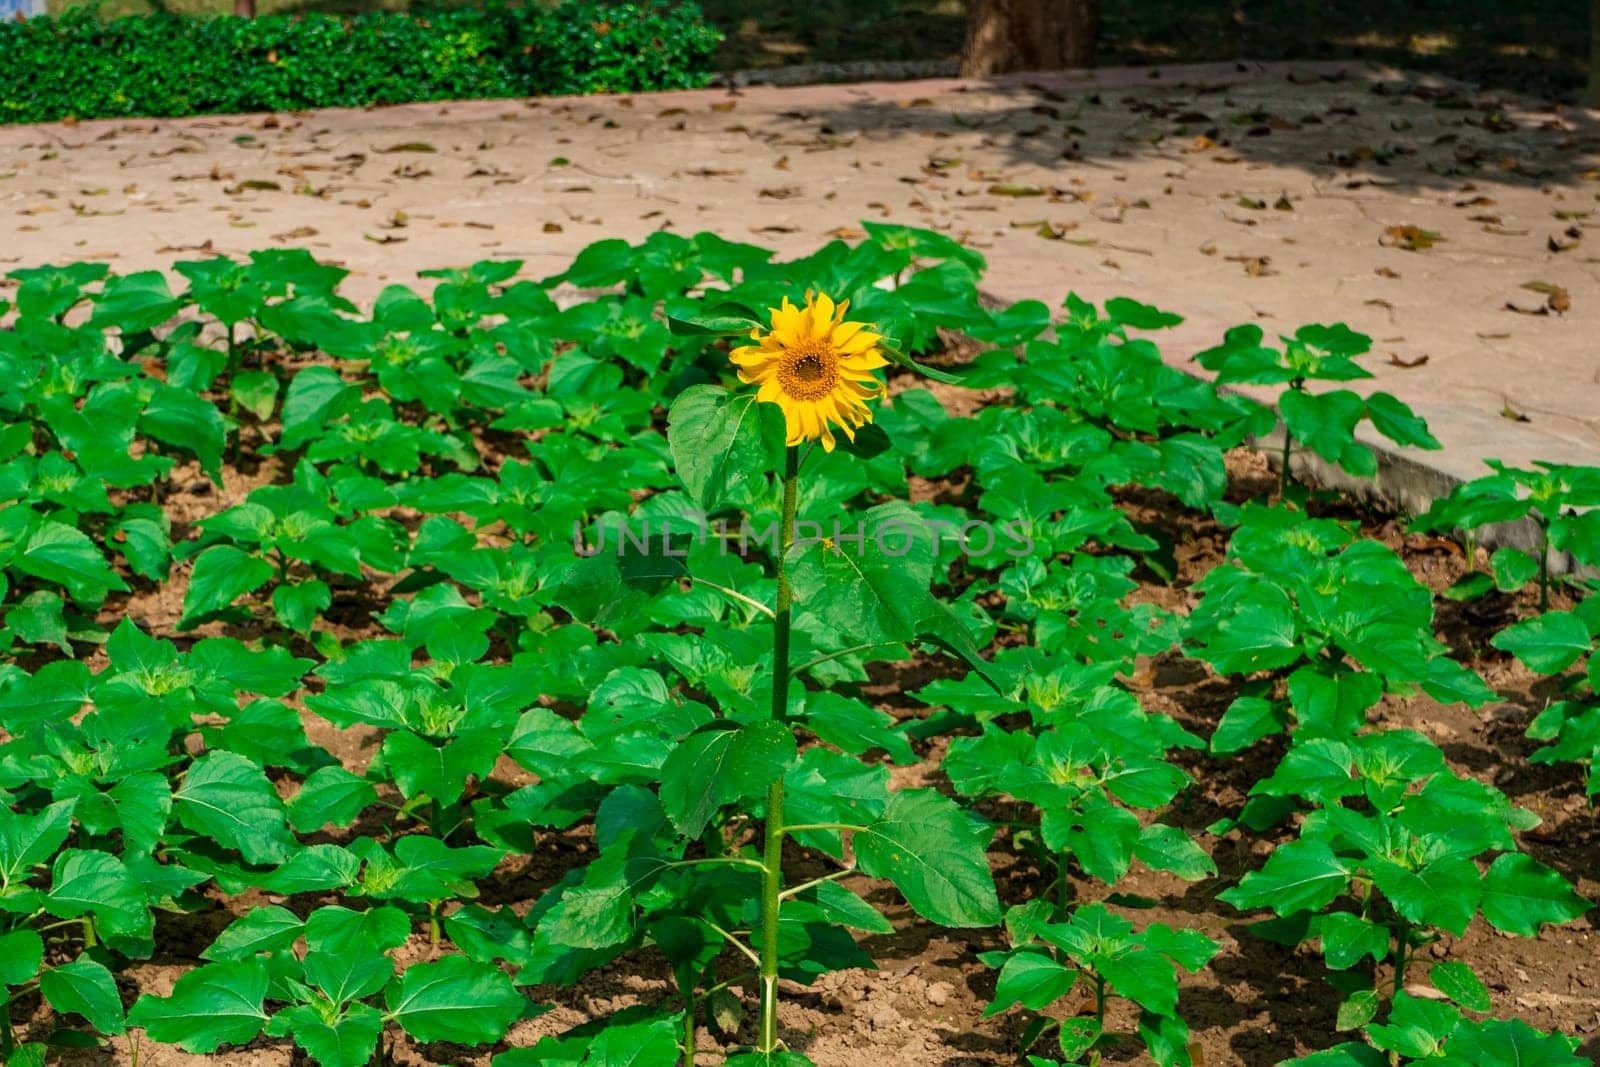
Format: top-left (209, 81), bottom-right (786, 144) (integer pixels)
top-left (89, 271), bottom-right (182, 333)
top-left (444, 904), bottom-right (532, 967)
top-left (856, 789), bottom-right (1000, 927)
top-left (1099, 946), bottom-right (1180, 1015)
top-left (984, 950), bottom-right (1076, 1016)
top-left (231, 371), bottom-right (280, 421)
top-left (1194, 585), bottom-right (1301, 674)
top-left (723, 1053), bottom-right (817, 1067)
top-left (1491, 612), bottom-right (1592, 675)
top-left (666, 299), bottom-right (762, 336)
top-left (667, 385), bottom-right (771, 511)
top-left (1210, 695), bottom-right (1287, 754)
top-left (1336, 988), bottom-right (1381, 1032)
top-left (0, 928), bottom-right (43, 987)
top-left (1365, 392), bottom-right (1440, 450)
top-left (180, 545), bottom-right (274, 629)
top-left (288, 766), bottom-right (378, 833)
top-left (384, 955), bottom-right (525, 1044)
top-left (1134, 824), bottom-right (1216, 881)
top-left (17, 520), bottom-right (128, 604)
top-left (273, 579), bottom-right (331, 635)
top-left (1480, 853), bottom-right (1591, 935)
top-left (1449, 1018), bottom-right (1587, 1066)
top-left (1143, 923), bottom-right (1220, 973)
top-left (1280, 388), bottom-right (1366, 467)
top-left (1444, 572), bottom-right (1494, 601)
top-left (1367, 856), bottom-right (1481, 936)
top-left (1287, 667), bottom-right (1382, 739)
top-left (140, 382), bottom-right (228, 481)
top-left (303, 905), bottom-right (409, 1004)
top-left (41, 957), bottom-right (126, 1035)
top-left (1059, 1016), bottom-right (1102, 1060)
top-left (173, 751), bottom-right (294, 865)
top-left (583, 1013), bottom-right (687, 1065)
top-left (1218, 839), bottom-right (1352, 916)
top-left (204, 905), bottom-right (305, 961)
top-left (1106, 297), bottom-right (1183, 330)
top-left (380, 729), bottom-right (503, 808)
top-left (1317, 913), bottom-right (1389, 971)
top-left (1429, 961), bottom-right (1492, 1013)
top-left (126, 959), bottom-right (270, 1053)
top-left (45, 850), bottom-right (149, 951)
top-left (659, 720), bottom-right (797, 838)
top-left (265, 1002), bottom-right (383, 1067)
top-left (1490, 547), bottom-right (1540, 592)
top-left (0, 799), bottom-right (76, 885)
top-left (1366, 993), bottom-right (1459, 1058)
top-left (280, 366), bottom-right (357, 449)
top-left (788, 501), bottom-right (934, 646)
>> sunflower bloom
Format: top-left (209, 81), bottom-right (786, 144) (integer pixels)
top-left (729, 291), bottom-right (887, 452)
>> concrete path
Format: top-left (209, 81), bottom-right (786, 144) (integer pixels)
top-left (3, 60), bottom-right (1599, 488)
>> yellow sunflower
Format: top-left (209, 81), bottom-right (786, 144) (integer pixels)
top-left (729, 291), bottom-right (887, 452)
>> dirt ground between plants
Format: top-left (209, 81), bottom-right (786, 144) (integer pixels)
top-left (6, 359), bottom-right (1596, 1066)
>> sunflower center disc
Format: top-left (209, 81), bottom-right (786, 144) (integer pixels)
top-left (778, 341), bottom-right (839, 401)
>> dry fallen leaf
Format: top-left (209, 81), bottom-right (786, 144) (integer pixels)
top-left (1380, 225), bottom-right (1444, 251)
top-left (1501, 403), bottom-right (1531, 423)
top-left (1547, 228), bottom-right (1582, 253)
top-left (1035, 221), bottom-right (1080, 240)
top-left (543, 222), bottom-right (564, 233)
top-left (1387, 353), bottom-right (1429, 368)
top-left (378, 142), bottom-right (437, 154)
top-left (988, 183), bottom-right (1046, 197)
top-left (1226, 254), bottom-right (1272, 276)
top-left (1518, 282), bottom-right (1573, 313)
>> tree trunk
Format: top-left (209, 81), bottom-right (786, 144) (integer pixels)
top-left (1587, 0), bottom-right (1600, 107)
top-left (961, 0), bottom-right (1100, 78)
top-left (233, 0), bottom-right (255, 17)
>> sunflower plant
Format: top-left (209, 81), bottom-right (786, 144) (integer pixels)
top-left (643, 291), bottom-right (1003, 1063)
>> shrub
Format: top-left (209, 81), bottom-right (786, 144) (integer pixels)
top-left (0, 2), bottom-right (721, 124)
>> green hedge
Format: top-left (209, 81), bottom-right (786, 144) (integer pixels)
top-left (0, 3), bottom-right (722, 124)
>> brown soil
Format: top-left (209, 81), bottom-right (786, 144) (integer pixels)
top-left (13, 401), bottom-right (1600, 1067)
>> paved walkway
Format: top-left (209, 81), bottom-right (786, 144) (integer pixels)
top-left (4, 60), bottom-right (1599, 486)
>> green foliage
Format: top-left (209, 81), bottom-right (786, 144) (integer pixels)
top-left (1413, 460), bottom-right (1600, 609)
top-left (1196, 322), bottom-right (1438, 495)
top-left (0, 3), bottom-right (722, 125)
top-left (1282, 979), bottom-right (1586, 1067)
top-left (0, 226), bottom-right (1589, 1066)
top-left (982, 901), bottom-right (1219, 1066)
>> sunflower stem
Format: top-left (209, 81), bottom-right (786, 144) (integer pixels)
top-left (757, 444), bottom-right (800, 1056)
